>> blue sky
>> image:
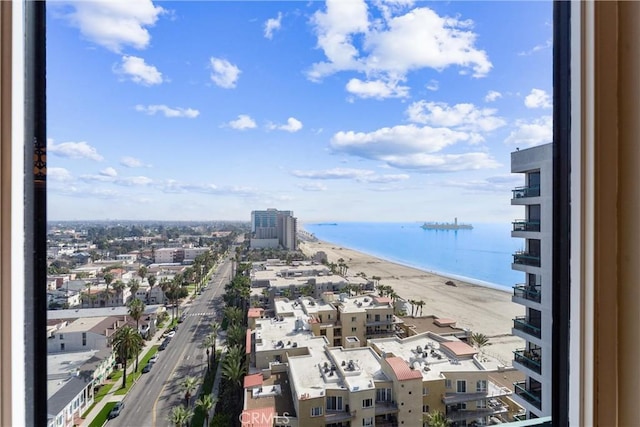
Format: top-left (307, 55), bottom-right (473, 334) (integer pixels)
top-left (47, 0), bottom-right (552, 224)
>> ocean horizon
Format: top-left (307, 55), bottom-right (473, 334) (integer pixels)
top-left (301, 222), bottom-right (523, 291)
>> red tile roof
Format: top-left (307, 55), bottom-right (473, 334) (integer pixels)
top-left (434, 317), bottom-right (456, 326)
top-left (386, 356), bottom-right (423, 380)
top-left (246, 329), bottom-right (252, 354)
top-left (241, 407), bottom-right (275, 427)
top-left (374, 296), bottom-right (392, 304)
top-left (248, 308), bottom-right (264, 318)
top-left (243, 373), bottom-right (263, 389)
top-left (440, 341), bottom-right (477, 357)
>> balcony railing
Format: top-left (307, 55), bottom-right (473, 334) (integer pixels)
top-left (514, 381), bottom-right (542, 410)
top-left (513, 251), bottom-right (541, 267)
top-left (375, 401), bottom-right (399, 415)
top-left (512, 185), bottom-right (540, 199)
top-left (513, 284), bottom-right (541, 303)
top-left (512, 220), bottom-right (541, 232)
top-left (513, 316), bottom-right (542, 338)
top-left (513, 349), bottom-right (542, 374)
top-left (325, 409), bottom-right (356, 423)
top-left (446, 404), bottom-right (508, 422)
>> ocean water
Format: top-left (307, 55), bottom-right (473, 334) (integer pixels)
top-left (302, 222), bottom-right (523, 291)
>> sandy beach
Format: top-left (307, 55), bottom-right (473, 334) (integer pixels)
top-left (299, 239), bottom-right (523, 341)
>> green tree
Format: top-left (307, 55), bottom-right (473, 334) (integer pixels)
top-left (128, 278), bottom-right (140, 298)
top-left (138, 265), bottom-right (148, 286)
top-left (424, 410), bottom-right (450, 427)
top-left (181, 376), bottom-right (200, 407)
top-left (226, 324), bottom-right (246, 349)
top-left (168, 405), bottom-right (193, 427)
top-left (223, 306), bottom-right (244, 327)
top-left (209, 322), bottom-right (220, 365)
top-left (112, 326), bottom-right (143, 389)
top-left (148, 274), bottom-right (157, 291)
top-left (195, 394), bottom-right (217, 427)
top-left (470, 332), bottom-right (489, 349)
top-left (222, 350), bottom-right (246, 390)
top-left (127, 298), bottom-right (146, 371)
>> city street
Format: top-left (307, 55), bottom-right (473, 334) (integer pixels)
top-left (107, 256), bottom-right (232, 427)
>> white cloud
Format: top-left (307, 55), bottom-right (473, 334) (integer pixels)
top-left (441, 174), bottom-right (521, 192)
top-left (115, 55), bottom-right (164, 85)
top-left (48, 167), bottom-right (73, 182)
top-left (406, 101), bottom-right (506, 132)
top-left (484, 90), bottom-right (502, 102)
top-left (100, 167), bottom-right (118, 177)
top-left (119, 176), bottom-right (153, 186)
top-left (426, 79), bottom-right (439, 91)
top-left (274, 117), bottom-right (303, 132)
top-left (345, 78), bottom-right (409, 99)
top-left (228, 114), bottom-right (257, 130)
top-left (518, 39), bottom-right (552, 56)
top-left (292, 168), bottom-right (409, 183)
top-left (330, 124), bottom-right (499, 172)
top-left (264, 12), bottom-right (282, 39)
top-left (120, 156), bottom-right (144, 168)
top-left (48, 139), bottom-right (104, 161)
top-left (524, 88), bottom-right (552, 109)
top-left (59, 0), bottom-right (165, 53)
top-left (135, 104), bottom-right (200, 118)
top-left (504, 115), bottom-right (553, 147)
top-left (209, 57), bottom-right (241, 89)
top-left (298, 183), bottom-right (328, 191)
top-left (308, 1), bottom-right (492, 95)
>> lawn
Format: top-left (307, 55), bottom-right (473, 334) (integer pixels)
top-left (88, 401), bottom-right (116, 427)
top-left (81, 382), bottom-right (114, 418)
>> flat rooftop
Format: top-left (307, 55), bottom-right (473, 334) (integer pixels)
top-left (369, 332), bottom-right (506, 380)
top-left (244, 371), bottom-right (296, 418)
top-left (254, 315), bottom-right (315, 352)
top-left (339, 294), bottom-right (393, 313)
top-left (47, 350), bottom-right (99, 399)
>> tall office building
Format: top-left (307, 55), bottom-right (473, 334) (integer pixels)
top-left (510, 143), bottom-right (552, 419)
top-left (251, 209), bottom-right (297, 250)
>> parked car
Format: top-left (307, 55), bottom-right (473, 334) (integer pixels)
top-left (108, 402), bottom-right (125, 419)
top-left (142, 362), bottom-right (154, 373)
top-left (159, 339), bottom-right (170, 351)
top-left (149, 354), bottom-right (158, 363)
top-left (165, 330), bottom-right (176, 338)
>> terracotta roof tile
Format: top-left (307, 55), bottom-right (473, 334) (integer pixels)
top-left (386, 356), bottom-right (422, 381)
top-left (243, 373), bottom-right (263, 389)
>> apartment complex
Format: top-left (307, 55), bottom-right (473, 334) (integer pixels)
top-left (510, 143), bottom-right (553, 418)
top-left (244, 294), bottom-right (522, 427)
top-left (251, 209), bottom-right (298, 250)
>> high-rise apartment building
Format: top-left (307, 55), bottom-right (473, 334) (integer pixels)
top-left (510, 143), bottom-right (552, 419)
top-left (251, 209), bottom-right (297, 250)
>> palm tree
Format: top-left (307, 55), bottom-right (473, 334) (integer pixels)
top-left (181, 376), bottom-right (200, 407)
top-left (210, 322), bottom-right (220, 364)
top-left (167, 405), bottom-right (193, 427)
top-left (226, 324), bottom-right (246, 349)
top-left (222, 351), bottom-right (246, 390)
top-left (138, 265), bottom-right (148, 287)
top-left (112, 280), bottom-right (127, 299)
top-left (148, 274), bottom-right (157, 290)
top-left (195, 394), bottom-right (217, 427)
top-left (408, 299), bottom-right (415, 317)
top-left (470, 332), bottom-right (489, 350)
top-left (424, 410), bottom-right (450, 427)
top-left (203, 333), bottom-right (215, 372)
top-left (128, 278), bottom-right (140, 298)
top-left (112, 326), bottom-right (143, 389)
top-left (127, 298), bottom-right (145, 371)
top-left (103, 271), bottom-right (114, 293)
top-left (224, 306), bottom-right (244, 326)
top-left (417, 299), bottom-right (425, 317)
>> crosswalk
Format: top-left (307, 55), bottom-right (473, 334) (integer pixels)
top-left (183, 312), bottom-right (216, 317)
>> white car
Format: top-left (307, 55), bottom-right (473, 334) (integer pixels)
top-left (149, 354), bottom-right (158, 363)
top-left (165, 330), bottom-right (176, 338)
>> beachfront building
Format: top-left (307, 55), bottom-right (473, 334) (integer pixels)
top-left (251, 209), bottom-right (298, 250)
top-left (510, 142), bottom-right (553, 419)
top-left (243, 309), bottom-right (523, 427)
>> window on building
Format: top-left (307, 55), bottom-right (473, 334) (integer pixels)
top-left (351, 327), bottom-right (357, 333)
top-left (82, 332), bottom-right (87, 346)
top-left (310, 406), bottom-right (322, 417)
top-left (351, 317), bottom-right (356, 322)
top-left (326, 396), bottom-right (343, 411)
top-left (376, 388), bottom-right (392, 402)
top-left (445, 379), bottom-right (452, 389)
top-left (59, 334), bottom-right (63, 340)
top-left (362, 398), bottom-right (373, 408)
top-left (60, 343), bottom-right (65, 351)
top-left (457, 380), bottom-right (466, 393)
top-left (476, 380), bottom-right (487, 392)
top-left (422, 386), bottom-right (429, 396)
top-left (362, 418), bottom-right (373, 426)
top-left (477, 399), bottom-right (487, 409)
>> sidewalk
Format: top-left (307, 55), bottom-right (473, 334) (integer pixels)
top-left (79, 328), bottom-right (165, 427)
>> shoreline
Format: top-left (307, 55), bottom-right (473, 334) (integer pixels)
top-left (299, 238), bottom-right (522, 338)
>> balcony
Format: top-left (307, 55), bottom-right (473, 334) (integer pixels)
top-left (512, 220), bottom-right (541, 232)
top-left (513, 349), bottom-right (542, 374)
top-left (447, 401), bottom-right (509, 423)
top-left (442, 381), bottom-right (511, 405)
top-left (324, 409), bottom-right (356, 423)
top-left (513, 284), bottom-right (541, 303)
top-left (513, 316), bottom-right (542, 338)
top-left (512, 185), bottom-right (540, 199)
top-left (513, 251), bottom-right (541, 267)
top-left (514, 381), bottom-right (542, 410)
top-left (375, 401), bottom-right (398, 415)
top-left (366, 319), bottom-right (394, 327)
